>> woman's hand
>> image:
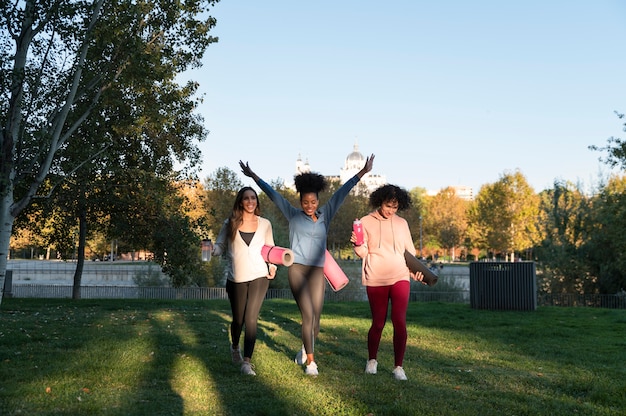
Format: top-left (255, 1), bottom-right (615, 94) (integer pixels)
top-left (350, 231), bottom-right (360, 246)
top-left (357, 154), bottom-right (375, 178)
top-left (267, 264), bottom-right (277, 279)
top-left (411, 271), bottom-right (427, 285)
top-left (239, 160), bottom-right (259, 182)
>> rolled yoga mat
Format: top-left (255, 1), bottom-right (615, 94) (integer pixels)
top-left (404, 250), bottom-right (439, 286)
top-left (261, 245), bottom-right (294, 267)
top-left (324, 250), bottom-right (350, 292)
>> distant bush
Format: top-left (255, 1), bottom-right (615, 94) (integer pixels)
top-left (133, 263), bottom-right (170, 287)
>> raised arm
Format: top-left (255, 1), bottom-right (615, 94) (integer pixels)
top-left (239, 160), bottom-right (261, 184)
top-left (357, 154), bottom-right (375, 178)
top-left (323, 154), bottom-right (375, 221)
top-left (239, 160), bottom-right (298, 221)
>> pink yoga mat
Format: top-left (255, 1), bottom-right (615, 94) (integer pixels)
top-left (324, 250), bottom-right (349, 291)
top-left (261, 245), bottom-right (294, 266)
top-left (404, 250), bottom-right (438, 286)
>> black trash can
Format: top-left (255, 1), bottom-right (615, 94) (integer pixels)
top-left (470, 262), bottom-right (536, 311)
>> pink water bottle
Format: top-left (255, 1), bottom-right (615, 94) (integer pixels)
top-left (353, 219), bottom-right (364, 246)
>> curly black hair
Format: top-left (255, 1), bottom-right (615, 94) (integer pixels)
top-left (369, 184), bottom-right (412, 211)
top-left (294, 172), bottom-right (327, 195)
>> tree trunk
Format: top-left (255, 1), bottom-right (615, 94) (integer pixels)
top-left (0, 190), bottom-right (16, 308)
top-left (72, 207), bottom-right (88, 299)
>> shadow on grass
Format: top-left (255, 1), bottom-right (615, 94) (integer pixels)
top-left (0, 299), bottom-right (187, 415)
top-left (2, 298), bottom-right (625, 415)
top-left (184, 300), bottom-right (319, 415)
top-left (267, 299), bottom-right (626, 415)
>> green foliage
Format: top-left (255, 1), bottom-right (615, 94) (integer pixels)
top-left (325, 180), bottom-right (370, 251)
top-left (534, 175), bottom-right (626, 295)
top-left (203, 166), bottom-right (243, 238)
top-left (404, 186), bottom-right (427, 244)
top-left (1, 298), bottom-right (625, 415)
top-left (151, 209), bottom-right (205, 287)
top-left (589, 111), bottom-right (626, 170)
top-left (425, 187), bottom-right (469, 255)
top-left (1, 0), bottom-right (219, 215)
top-left (132, 263), bottom-right (170, 286)
top-left (535, 181), bottom-right (596, 294)
top-left (201, 256), bottom-right (227, 287)
top-left (584, 176), bottom-right (626, 293)
top-left (469, 170), bottom-right (540, 255)
top-left (1, 0), bottom-right (222, 304)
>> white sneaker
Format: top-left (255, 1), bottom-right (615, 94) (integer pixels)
top-left (365, 359), bottom-right (378, 374)
top-left (294, 345), bottom-right (306, 365)
top-left (305, 361), bottom-right (318, 376)
top-left (392, 366), bottom-right (407, 381)
top-left (230, 345), bottom-right (243, 364)
top-left (240, 361), bottom-right (256, 376)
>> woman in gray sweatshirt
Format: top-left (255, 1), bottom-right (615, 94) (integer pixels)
top-left (240, 155), bottom-right (374, 376)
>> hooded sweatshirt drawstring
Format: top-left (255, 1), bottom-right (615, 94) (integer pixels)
top-left (374, 211), bottom-right (398, 254)
top-left (356, 210), bottom-right (414, 287)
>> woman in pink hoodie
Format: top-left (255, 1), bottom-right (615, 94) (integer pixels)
top-left (351, 184), bottom-right (424, 381)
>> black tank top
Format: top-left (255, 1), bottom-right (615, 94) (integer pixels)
top-left (239, 231), bottom-right (254, 246)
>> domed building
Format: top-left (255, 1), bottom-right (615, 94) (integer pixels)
top-left (339, 146), bottom-right (365, 184)
top-left (338, 143), bottom-right (386, 193)
top-left (289, 143), bottom-right (386, 195)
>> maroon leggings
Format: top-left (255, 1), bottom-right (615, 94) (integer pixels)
top-left (366, 280), bottom-right (410, 367)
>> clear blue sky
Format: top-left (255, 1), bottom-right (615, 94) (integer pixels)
top-left (185, 0), bottom-right (626, 194)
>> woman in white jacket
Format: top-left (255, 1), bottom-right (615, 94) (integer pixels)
top-left (213, 187), bottom-right (277, 376)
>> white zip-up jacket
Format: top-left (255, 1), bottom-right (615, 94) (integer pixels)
top-left (213, 216), bottom-right (275, 283)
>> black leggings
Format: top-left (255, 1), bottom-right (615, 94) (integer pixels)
top-left (288, 264), bottom-right (326, 355)
top-left (226, 277), bottom-right (270, 359)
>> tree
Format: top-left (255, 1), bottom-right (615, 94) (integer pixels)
top-left (425, 187), bottom-right (468, 261)
top-left (0, 0), bottom-right (220, 304)
top-left (589, 111), bottom-right (626, 170)
top-left (325, 179), bottom-right (369, 254)
top-left (403, 187), bottom-right (426, 247)
top-left (535, 181), bottom-right (595, 294)
top-left (203, 167), bottom-right (243, 239)
top-left (178, 179), bottom-right (210, 238)
top-left (468, 170), bottom-right (540, 260)
top-left (10, 210), bottom-right (50, 259)
top-left (585, 111), bottom-right (626, 294)
top-left (151, 180), bottom-right (211, 287)
top-left (584, 175), bottom-right (626, 294)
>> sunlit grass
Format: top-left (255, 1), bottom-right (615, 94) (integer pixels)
top-left (0, 298), bottom-right (625, 415)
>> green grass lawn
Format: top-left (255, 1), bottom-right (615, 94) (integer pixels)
top-left (1, 298), bottom-right (625, 416)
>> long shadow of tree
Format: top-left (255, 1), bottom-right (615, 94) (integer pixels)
top-left (184, 299), bottom-right (318, 415)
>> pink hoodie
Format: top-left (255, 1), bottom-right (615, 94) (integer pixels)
top-left (354, 210), bottom-right (416, 287)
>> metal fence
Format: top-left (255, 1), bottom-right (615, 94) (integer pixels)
top-left (6, 284), bottom-right (468, 303)
top-left (4, 260), bottom-right (625, 309)
top-left (538, 293), bottom-right (626, 308)
top-left (5, 284), bottom-right (625, 309)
